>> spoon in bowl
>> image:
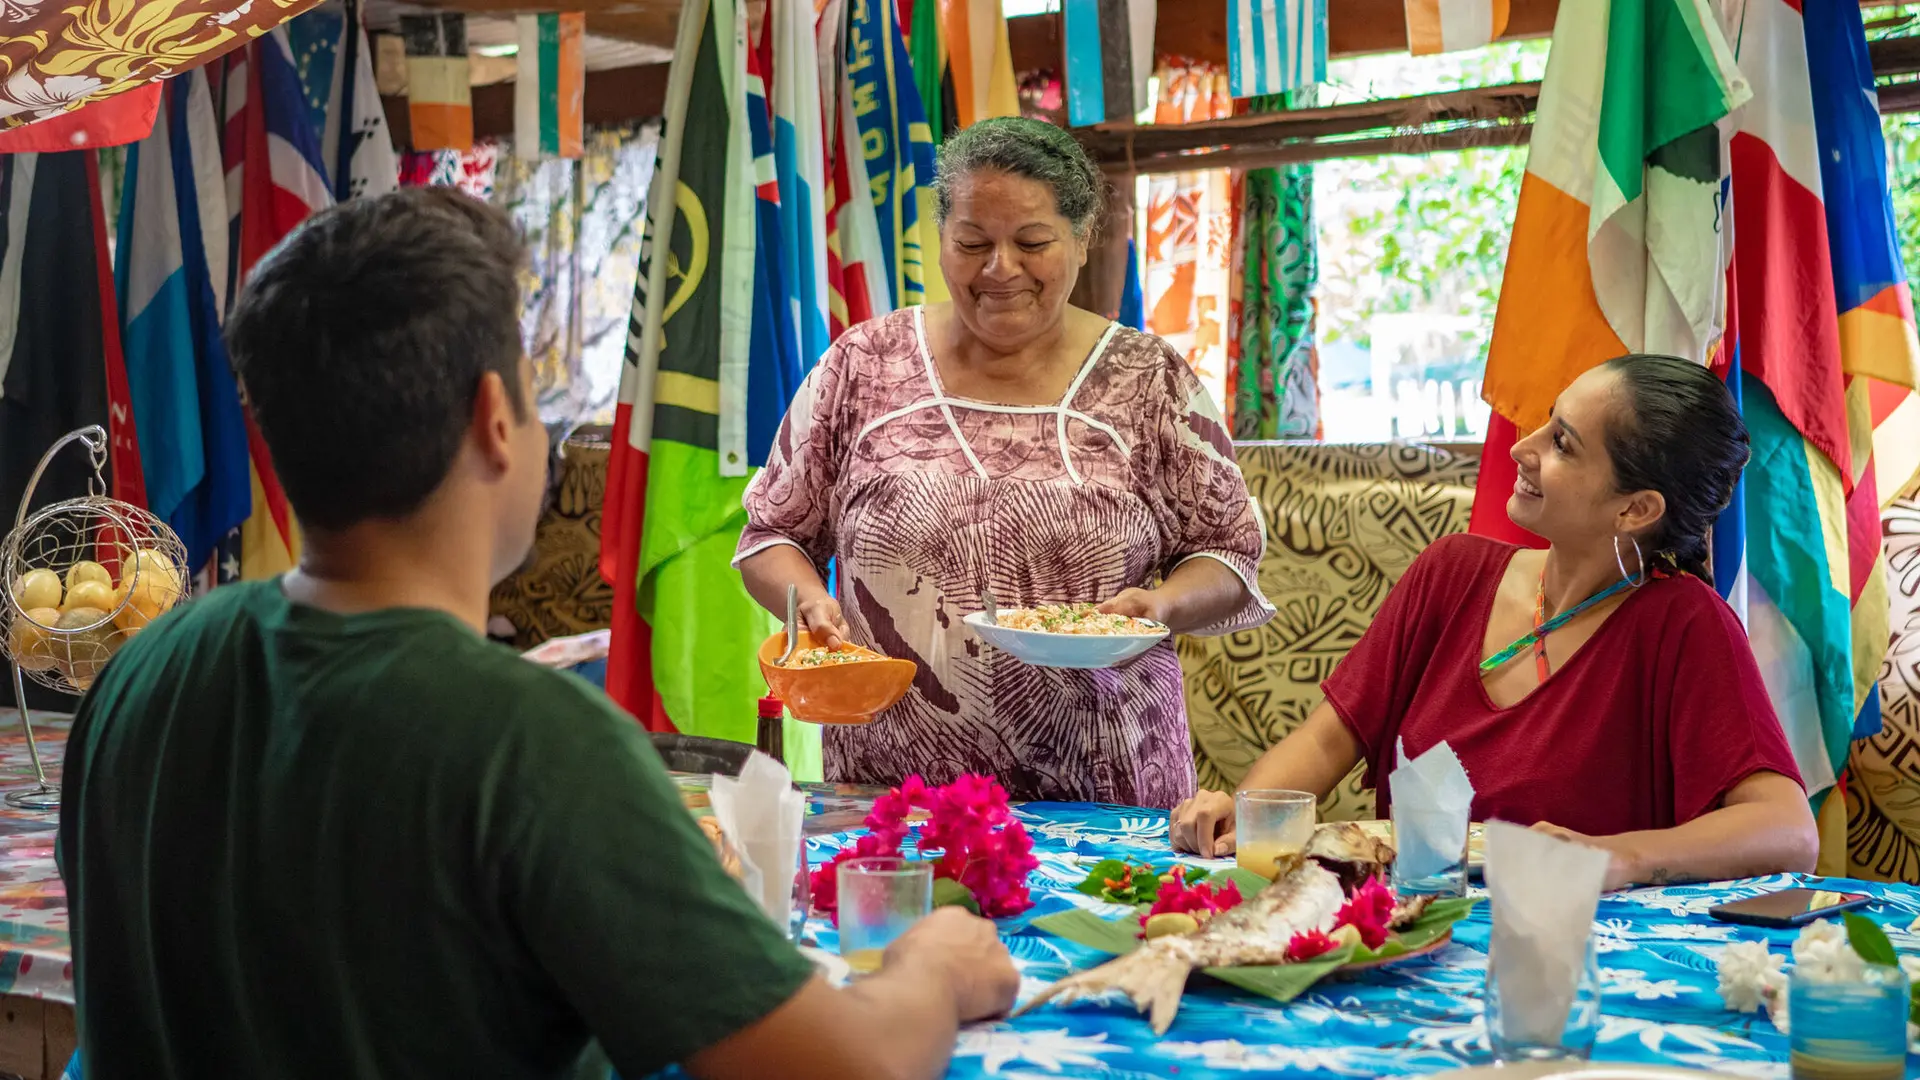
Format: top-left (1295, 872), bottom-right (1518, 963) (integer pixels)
top-left (778, 583), bottom-right (799, 665)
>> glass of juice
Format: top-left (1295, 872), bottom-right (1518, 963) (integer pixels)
top-left (1234, 790), bottom-right (1317, 880)
top-left (836, 857), bottom-right (932, 974)
top-left (1788, 962), bottom-right (1909, 1080)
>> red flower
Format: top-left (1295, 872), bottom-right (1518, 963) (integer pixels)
top-left (808, 774), bottom-right (1037, 923)
top-left (1285, 929), bottom-right (1338, 962)
top-left (1136, 867), bottom-right (1245, 935)
top-left (1333, 876), bottom-right (1395, 950)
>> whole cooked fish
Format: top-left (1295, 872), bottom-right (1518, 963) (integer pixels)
top-left (1017, 822), bottom-right (1407, 1034)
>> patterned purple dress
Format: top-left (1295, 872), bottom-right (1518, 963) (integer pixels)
top-left (735, 308), bottom-right (1273, 808)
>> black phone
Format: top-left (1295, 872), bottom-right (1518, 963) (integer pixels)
top-left (1706, 887), bottom-right (1873, 929)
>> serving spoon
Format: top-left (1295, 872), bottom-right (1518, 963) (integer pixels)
top-left (778, 583), bottom-right (800, 665)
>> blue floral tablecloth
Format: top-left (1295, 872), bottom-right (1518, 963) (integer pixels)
top-left (802, 801), bottom-right (1920, 1079)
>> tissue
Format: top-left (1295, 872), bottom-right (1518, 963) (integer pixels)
top-left (708, 751), bottom-right (807, 929)
top-left (1389, 739), bottom-right (1475, 881)
top-left (1482, 820), bottom-right (1611, 1045)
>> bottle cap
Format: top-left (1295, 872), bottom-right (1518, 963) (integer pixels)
top-left (758, 696), bottom-right (784, 720)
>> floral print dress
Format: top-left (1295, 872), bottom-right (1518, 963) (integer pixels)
top-left (735, 308), bottom-right (1273, 808)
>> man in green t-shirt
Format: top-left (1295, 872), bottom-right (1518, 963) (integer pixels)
top-left (57, 188), bottom-right (1017, 1079)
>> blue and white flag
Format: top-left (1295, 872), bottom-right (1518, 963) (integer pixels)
top-left (1228, 0), bottom-right (1326, 99)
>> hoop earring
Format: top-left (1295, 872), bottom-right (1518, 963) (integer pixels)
top-left (1614, 534), bottom-right (1648, 588)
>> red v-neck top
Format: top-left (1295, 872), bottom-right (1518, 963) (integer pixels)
top-left (1322, 534), bottom-right (1803, 835)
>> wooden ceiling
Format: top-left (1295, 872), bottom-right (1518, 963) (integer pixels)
top-left (401, 0), bottom-right (1557, 60)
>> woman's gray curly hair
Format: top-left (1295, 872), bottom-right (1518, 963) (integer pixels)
top-left (932, 116), bottom-right (1107, 241)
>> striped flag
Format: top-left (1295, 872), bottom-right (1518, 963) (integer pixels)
top-left (515, 12), bottom-right (585, 160)
top-left (606, 0), bottom-right (818, 773)
top-left (1062, 0), bottom-right (1155, 127)
top-left (217, 30), bottom-right (333, 584)
top-left (1470, 0), bottom-right (1745, 546)
top-left (771, 0), bottom-right (831, 363)
top-left (1227, 0), bottom-right (1326, 100)
top-left (845, 0), bottom-right (947, 306)
top-left (819, 0), bottom-right (888, 338)
top-left (1710, 0), bottom-right (1920, 850)
top-left (940, 0), bottom-right (1020, 129)
top-left (1403, 0), bottom-right (1509, 57)
top-left (402, 13), bottom-right (473, 152)
top-left (116, 69), bottom-right (253, 576)
top-left (322, 0), bottom-right (399, 202)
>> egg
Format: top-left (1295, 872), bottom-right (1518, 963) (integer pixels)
top-left (64, 561), bottom-right (111, 596)
top-left (12, 570), bottom-right (59, 613)
top-left (63, 580), bottom-right (115, 616)
top-left (6, 608), bottom-right (62, 672)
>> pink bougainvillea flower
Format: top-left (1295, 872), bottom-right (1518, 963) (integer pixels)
top-left (1333, 876), bottom-right (1395, 950)
top-left (1285, 928), bottom-right (1338, 962)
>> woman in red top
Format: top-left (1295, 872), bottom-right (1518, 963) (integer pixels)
top-left (1171, 355), bottom-right (1817, 889)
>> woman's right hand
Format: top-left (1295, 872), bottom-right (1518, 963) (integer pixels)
top-left (800, 593), bottom-right (854, 651)
top-left (1170, 789), bottom-right (1237, 856)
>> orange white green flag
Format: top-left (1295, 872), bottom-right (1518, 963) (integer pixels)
top-left (1469, 0), bottom-right (1748, 543)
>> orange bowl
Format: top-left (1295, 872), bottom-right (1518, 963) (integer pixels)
top-left (758, 630), bottom-right (916, 725)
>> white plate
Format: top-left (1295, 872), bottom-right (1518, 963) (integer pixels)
top-left (964, 611), bottom-right (1169, 670)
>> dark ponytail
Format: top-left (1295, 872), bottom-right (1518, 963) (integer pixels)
top-left (1599, 354), bottom-right (1750, 586)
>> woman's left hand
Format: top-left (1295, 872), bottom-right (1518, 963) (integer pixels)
top-left (1099, 588), bottom-right (1167, 624)
top-left (1532, 821), bottom-right (1639, 891)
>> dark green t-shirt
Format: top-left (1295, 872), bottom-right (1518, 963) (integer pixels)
top-left (57, 580), bottom-right (813, 1078)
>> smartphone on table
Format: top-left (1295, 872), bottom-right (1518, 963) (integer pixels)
top-left (1707, 887), bottom-right (1873, 929)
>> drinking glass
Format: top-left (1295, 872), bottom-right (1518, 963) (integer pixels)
top-left (1389, 807), bottom-right (1470, 898)
top-left (836, 857), bottom-right (932, 974)
top-left (1234, 790), bottom-right (1316, 881)
top-left (1485, 936), bottom-right (1603, 1063)
top-left (1789, 963), bottom-right (1910, 1080)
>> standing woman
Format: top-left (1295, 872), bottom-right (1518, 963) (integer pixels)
top-left (734, 117), bottom-right (1274, 808)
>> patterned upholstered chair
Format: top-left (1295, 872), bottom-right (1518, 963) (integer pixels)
top-left (1179, 442), bottom-right (1481, 822)
top-left (489, 425), bottom-right (618, 649)
top-left (1845, 494), bottom-right (1920, 883)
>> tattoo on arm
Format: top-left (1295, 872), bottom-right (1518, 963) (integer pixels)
top-left (1644, 868), bottom-right (1703, 887)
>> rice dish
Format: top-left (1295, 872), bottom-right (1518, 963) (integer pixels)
top-left (783, 646), bottom-right (881, 669)
top-left (995, 603), bottom-right (1162, 636)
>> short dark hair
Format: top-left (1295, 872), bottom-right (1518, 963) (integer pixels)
top-left (225, 187), bottom-right (528, 531)
top-left (933, 116), bottom-right (1106, 240)
top-left (1601, 354), bottom-right (1751, 584)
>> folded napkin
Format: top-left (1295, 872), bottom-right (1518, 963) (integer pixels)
top-left (708, 751), bottom-right (806, 928)
top-left (1482, 820), bottom-right (1611, 1045)
top-left (1389, 738), bottom-right (1475, 880)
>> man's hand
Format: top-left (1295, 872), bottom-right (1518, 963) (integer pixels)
top-left (1098, 588), bottom-right (1167, 625)
top-left (1170, 789), bottom-right (1237, 856)
top-left (883, 908), bottom-right (1019, 1022)
top-left (799, 594), bottom-right (853, 651)
top-left (1531, 821), bottom-right (1639, 891)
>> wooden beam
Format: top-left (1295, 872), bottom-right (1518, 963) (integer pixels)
top-left (1008, 0), bottom-right (1556, 73)
top-left (1115, 120), bottom-right (1534, 174)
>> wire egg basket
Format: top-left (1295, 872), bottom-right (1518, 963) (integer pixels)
top-left (1, 427), bottom-right (190, 810)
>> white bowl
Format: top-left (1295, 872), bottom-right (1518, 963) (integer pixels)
top-left (963, 610), bottom-right (1170, 670)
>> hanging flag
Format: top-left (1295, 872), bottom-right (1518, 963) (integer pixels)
top-left (116, 70), bottom-right (253, 576)
top-left (1469, 0), bottom-right (1746, 545)
top-left (772, 0), bottom-right (832, 363)
top-left (322, 0), bottom-right (400, 203)
top-left (1403, 0), bottom-right (1509, 57)
top-left (515, 12), bottom-right (586, 160)
top-left (217, 30), bottom-right (333, 584)
top-left (1118, 235), bottom-right (1145, 331)
top-left (845, 0), bottom-right (947, 307)
top-left (1708, 0), bottom-right (1920, 844)
top-left (402, 13), bottom-right (473, 152)
top-left (1062, 0), bottom-right (1155, 127)
top-left (939, 0), bottom-right (1020, 129)
top-left (747, 27), bottom-right (806, 466)
top-left (284, 5), bottom-right (343, 138)
top-left (825, 63), bottom-right (892, 337)
top-left (1227, 0), bottom-right (1326, 100)
top-left (908, 0), bottom-right (946, 141)
top-left (1, 152), bottom-right (137, 542)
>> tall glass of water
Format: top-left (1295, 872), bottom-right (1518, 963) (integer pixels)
top-left (837, 857), bottom-right (932, 974)
top-left (1485, 936), bottom-right (1603, 1063)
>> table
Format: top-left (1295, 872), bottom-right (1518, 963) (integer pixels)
top-left (0, 713), bottom-right (73, 1080)
top-left (799, 802), bottom-right (1920, 1079)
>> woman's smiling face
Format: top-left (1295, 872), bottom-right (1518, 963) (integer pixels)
top-left (1507, 365), bottom-right (1655, 546)
top-left (939, 169), bottom-right (1088, 351)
